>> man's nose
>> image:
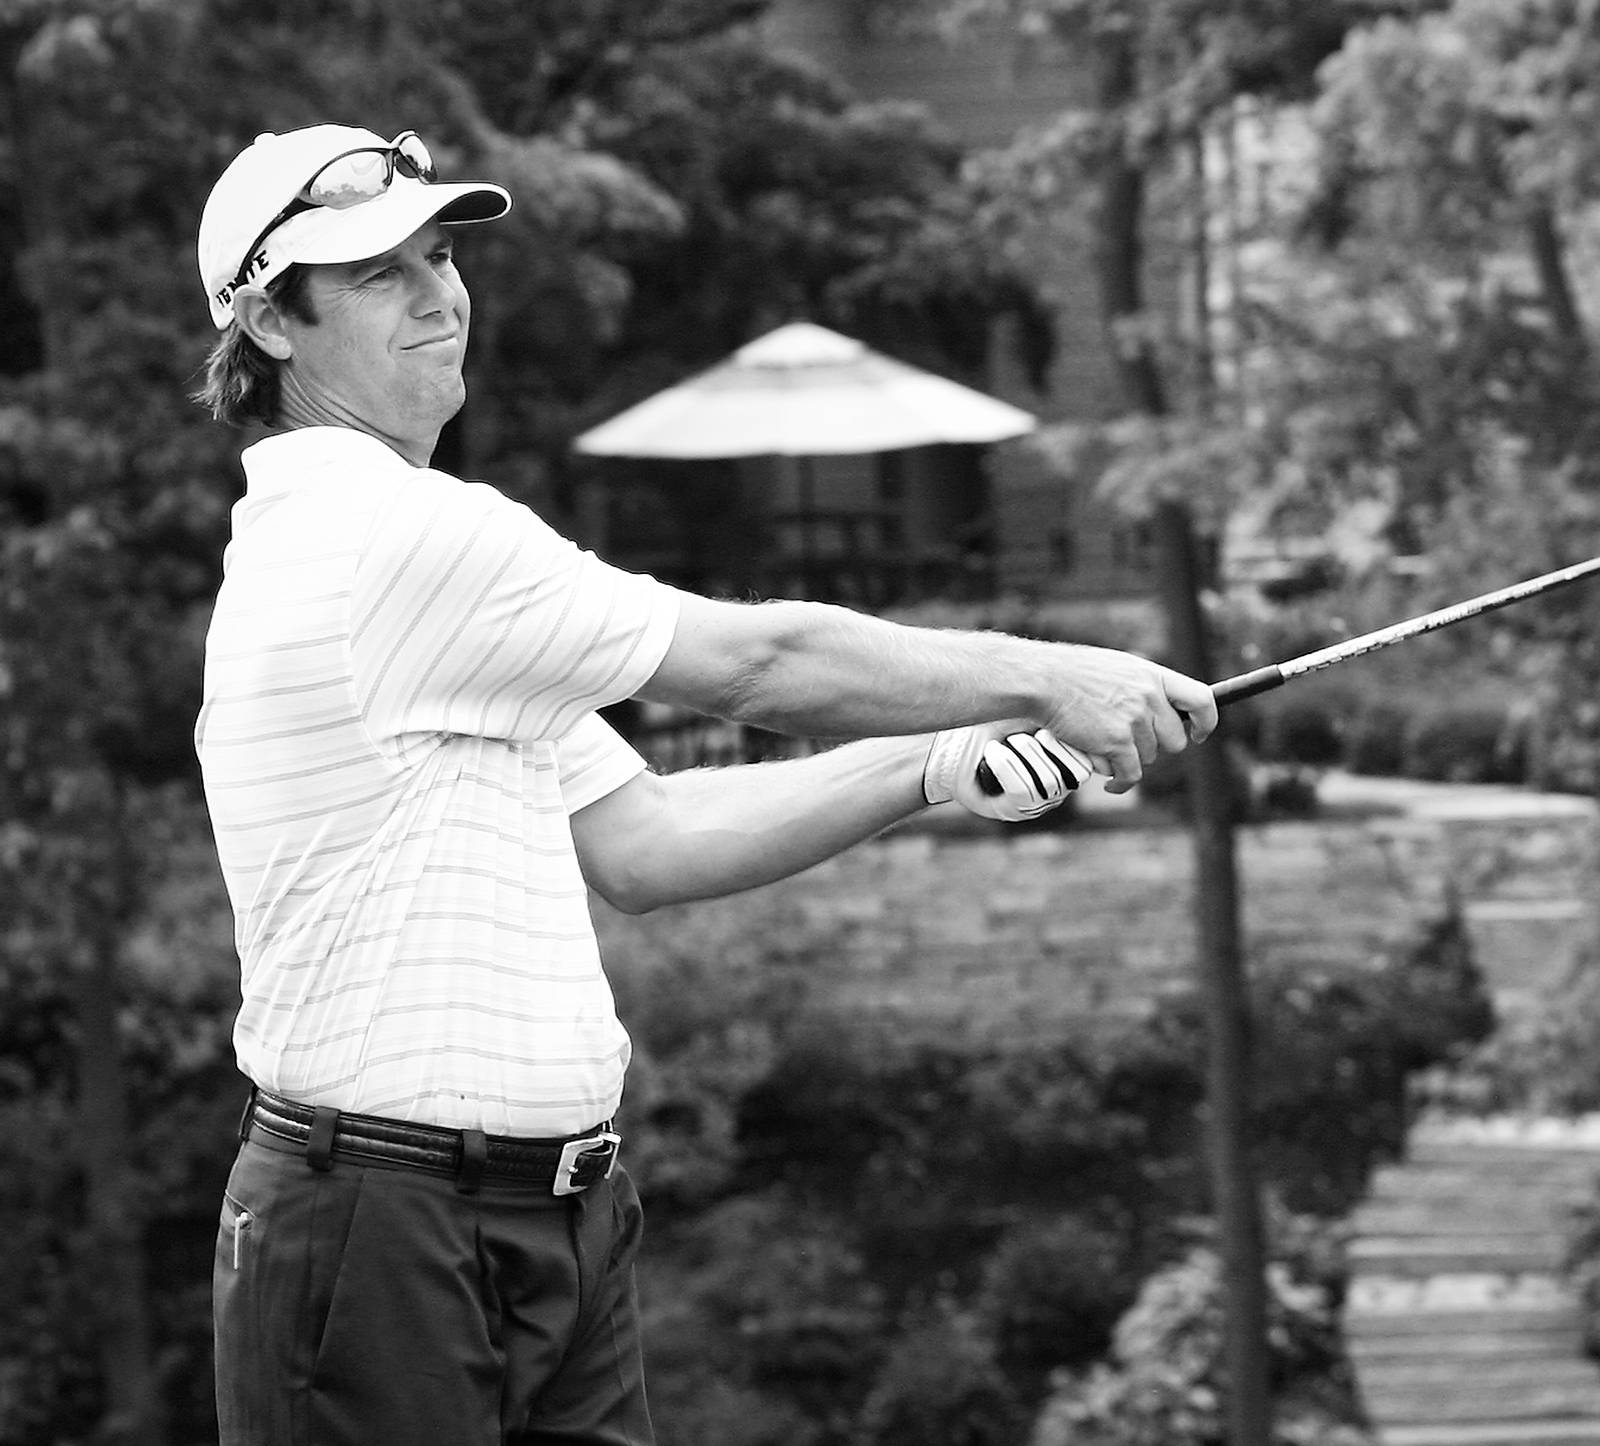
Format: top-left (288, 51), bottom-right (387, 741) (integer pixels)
top-left (411, 262), bottom-right (456, 314)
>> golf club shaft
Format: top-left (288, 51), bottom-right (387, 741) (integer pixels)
top-left (1211, 554), bottom-right (1600, 706)
top-left (975, 554), bottom-right (1600, 795)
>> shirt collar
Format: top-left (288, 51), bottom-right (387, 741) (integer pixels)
top-left (240, 427), bottom-right (417, 497)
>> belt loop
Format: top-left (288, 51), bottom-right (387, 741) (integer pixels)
top-left (237, 1085), bottom-right (257, 1143)
top-left (306, 1107), bottom-right (338, 1172)
top-left (456, 1129), bottom-right (488, 1195)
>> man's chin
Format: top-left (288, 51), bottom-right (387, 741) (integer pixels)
top-left (428, 374), bottom-right (468, 423)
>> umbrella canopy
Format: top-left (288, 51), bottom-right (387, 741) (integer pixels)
top-left (573, 322), bottom-right (1036, 459)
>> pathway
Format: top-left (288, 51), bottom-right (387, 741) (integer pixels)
top-left (1332, 776), bottom-right (1600, 1446)
top-left (1345, 1117), bottom-right (1600, 1446)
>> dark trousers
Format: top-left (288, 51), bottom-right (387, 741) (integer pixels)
top-left (213, 1131), bottom-right (654, 1446)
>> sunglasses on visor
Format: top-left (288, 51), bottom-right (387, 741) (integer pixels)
top-left (230, 130), bottom-right (438, 292)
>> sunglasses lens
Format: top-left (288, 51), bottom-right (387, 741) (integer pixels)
top-left (307, 149), bottom-right (393, 209)
top-left (394, 133), bottom-right (436, 183)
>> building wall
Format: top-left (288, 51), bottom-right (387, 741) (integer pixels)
top-left (762, 0), bottom-right (1092, 150)
top-left (762, 0), bottom-right (1163, 602)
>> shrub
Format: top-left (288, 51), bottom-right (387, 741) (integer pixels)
top-left (1449, 946), bottom-right (1600, 1115)
top-left (1257, 697), bottom-right (1346, 768)
top-left (640, 1190), bottom-right (888, 1446)
top-left (1029, 1243), bottom-right (1367, 1446)
top-left (1251, 909), bottom-right (1494, 1215)
top-left (1342, 700), bottom-right (1411, 776)
top-left (1257, 766), bottom-right (1321, 818)
top-left (1405, 703), bottom-right (1529, 784)
top-left (853, 1304), bottom-right (1026, 1446)
top-left (974, 1214), bottom-right (1141, 1388)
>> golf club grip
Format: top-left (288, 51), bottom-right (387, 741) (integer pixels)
top-left (974, 666), bottom-right (1283, 796)
top-left (1210, 665), bottom-right (1286, 707)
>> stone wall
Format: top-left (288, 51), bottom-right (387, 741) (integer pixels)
top-left (593, 783), bottom-right (1600, 1039)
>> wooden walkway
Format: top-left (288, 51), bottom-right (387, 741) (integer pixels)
top-left (1324, 775), bottom-right (1600, 1443)
top-left (1345, 1116), bottom-right (1600, 1446)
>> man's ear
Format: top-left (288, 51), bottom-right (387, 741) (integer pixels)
top-left (233, 286), bottom-right (295, 360)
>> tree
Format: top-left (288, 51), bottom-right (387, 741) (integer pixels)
top-left (1287, 0), bottom-right (1600, 783)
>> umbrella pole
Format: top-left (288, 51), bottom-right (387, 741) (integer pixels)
top-left (798, 454), bottom-right (817, 598)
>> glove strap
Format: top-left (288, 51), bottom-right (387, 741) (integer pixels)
top-left (922, 731), bottom-right (961, 806)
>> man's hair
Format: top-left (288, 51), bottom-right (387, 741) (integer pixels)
top-left (192, 267), bottom-right (318, 428)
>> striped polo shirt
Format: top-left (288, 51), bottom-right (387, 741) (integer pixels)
top-left (195, 427), bottom-right (681, 1136)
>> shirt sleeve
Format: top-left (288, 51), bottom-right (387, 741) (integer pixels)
top-left (556, 713), bottom-right (651, 812)
top-left (350, 471), bottom-right (681, 748)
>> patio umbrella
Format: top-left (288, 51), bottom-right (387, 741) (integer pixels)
top-left (572, 321), bottom-right (1037, 459)
top-left (574, 321), bottom-right (1037, 603)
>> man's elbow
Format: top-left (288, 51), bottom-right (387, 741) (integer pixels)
top-left (571, 773), bottom-right (681, 915)
top-left (589, 874), bottom-right (667, 916)
top-left (641, 597), bottom-right (815, 730)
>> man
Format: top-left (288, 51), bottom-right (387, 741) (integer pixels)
top-left (192, 124), bottom-right (1216, 1446)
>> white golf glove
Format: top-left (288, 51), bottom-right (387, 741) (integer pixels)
top-left (922, 722), bottom-right (1093, 821)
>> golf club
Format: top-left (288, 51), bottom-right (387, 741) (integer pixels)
top-left (977, 553), bottom-right (1600, 796)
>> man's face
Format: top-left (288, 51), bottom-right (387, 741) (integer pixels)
top-left (274, 219), bottom-right (472, 465)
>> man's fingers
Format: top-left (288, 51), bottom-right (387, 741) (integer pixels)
top-left (1151, 705), bottom-right (1189, 758)
top-left (1164, 669), bottom-right (1219, 741)
top-left (972, 729), bottom-right (1094, 813)
top-left (981, 736), bottom-right (1062, 804)
top-left (1101, 740), bottom-right (1144, 795)
top-left (1133, 716), bottom-right (1162, 766)
top-left (1007, 732), bottom-right (1065, 796)
top-left (1033, 730), bottom-right (1093, 790)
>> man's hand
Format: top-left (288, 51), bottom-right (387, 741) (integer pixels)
top-left (1042, 647), bottom-right (1218, 794)
top-left (924, 721), bottom-right (1092, 822)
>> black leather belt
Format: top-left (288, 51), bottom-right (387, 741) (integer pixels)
top-left (244, 1088), bottom-right (621, 1196)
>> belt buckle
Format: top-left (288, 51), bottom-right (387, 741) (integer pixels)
top-left (552, 1130), bottom-right (621, 1197)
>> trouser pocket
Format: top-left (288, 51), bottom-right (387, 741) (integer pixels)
top-left (220, 1192), bottom-right (255, 1271)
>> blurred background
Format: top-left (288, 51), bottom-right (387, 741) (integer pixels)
top-left (6, 1), bottom-right (1600, 1442)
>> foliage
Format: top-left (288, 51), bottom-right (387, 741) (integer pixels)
top-left (0, 796), bottom-right (241, 1445)
top-left (974, 1213), bottom-right (1145, 1389)
top-left (1448, 944), bottom-right (1600, 1117)
top-left (853, 1301), bottom-right (1028, 1446)
top-left (1239, 671), bottom-right (1539, 786)
top-left (1214, 521), bottom-right (1600, 788)
top-left (910, 0), bottom-right (1600, 789)
top-left (1249, 910), bottom-right (1495, 1215)
top-left (601, 881), bottom-right (1490, 1445)
top-left (1029, 1240), bottom-right (1369, 1446)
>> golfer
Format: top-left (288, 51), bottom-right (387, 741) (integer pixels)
top-left (192, 124), bottom-right (1216, 1446)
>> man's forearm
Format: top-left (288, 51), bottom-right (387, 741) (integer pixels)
top-left (731, 603), bottom-right (1047, 736)
top-left (571, 735), bottom-right (932, 914)
top-left (639, 593), bottom-right (1216, 794)
top-left (647, 596), bottom-right (1052, 738)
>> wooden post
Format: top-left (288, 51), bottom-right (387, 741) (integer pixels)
top-left (1155, 500), bottom-right (1272, 1446)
